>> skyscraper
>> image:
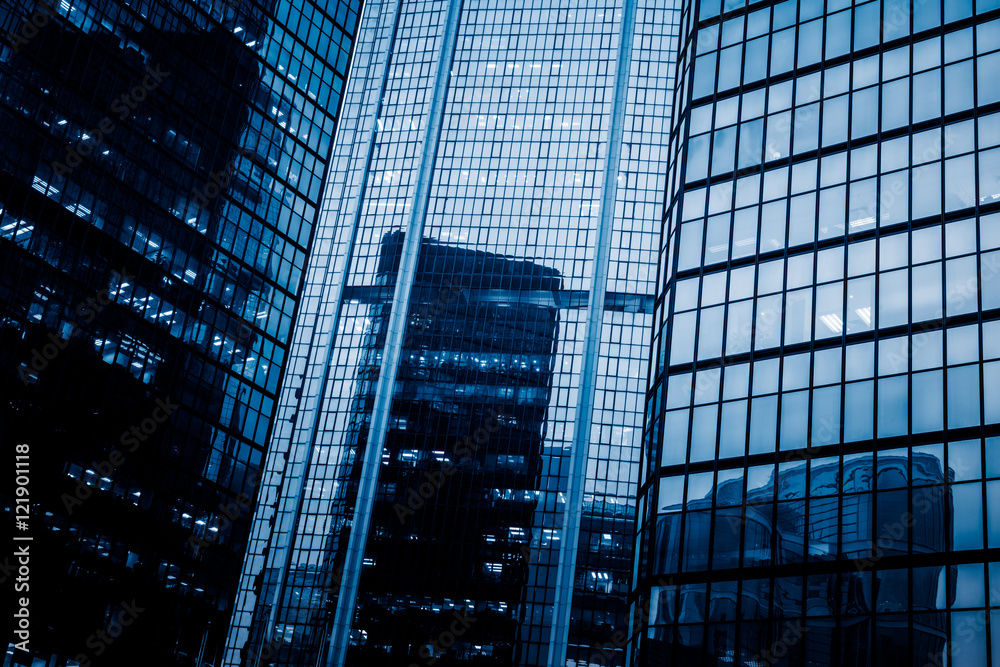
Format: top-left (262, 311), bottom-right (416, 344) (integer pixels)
top-left (633, 0), bottom-right (1000, 665)
top-left (224, 0), bottom-right (680, 664)
top-left (0, 0), bottom-right (359, 664)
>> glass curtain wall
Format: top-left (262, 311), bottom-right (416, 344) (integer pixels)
top-left (0, 0), bottom-right (359, 663)
top-left (634, 0), bottom-right (1000, 665)
top-left (224, 0), bottom-right (680, 665)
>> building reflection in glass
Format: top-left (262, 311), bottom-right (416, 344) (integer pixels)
top-left (239, 232), bottom-right (562, 665)
top-left (647, 453), bottom-right (954, 666)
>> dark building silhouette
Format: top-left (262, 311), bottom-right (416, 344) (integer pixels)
top-left (0, 0), bottom-right (359, 664)
top-left (238, 233), bottom-right (562, 665)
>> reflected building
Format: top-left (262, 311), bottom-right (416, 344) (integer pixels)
top-left (225, 0), bottom-right (681, 665)
top-left (242, 232), bottom-right (563, 665)
top-left (0, 0), bottom-right (359, 664)
top-left (649, 454), bottom-right (953, 664)
top-left (633, 1), bottom-right (1000, 666)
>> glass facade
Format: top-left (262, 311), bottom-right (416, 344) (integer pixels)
top-left (224, 0), bottom-right (679, 665)
top-left (634, 0), bottom-right (1000, 665)
top-left (0, 0), bottom-right (358, 664)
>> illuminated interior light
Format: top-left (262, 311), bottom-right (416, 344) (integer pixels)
top-left (819, 313), bottom-right (844, 333)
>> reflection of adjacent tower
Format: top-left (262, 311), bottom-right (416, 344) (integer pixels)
top-left (347, 232), bottom-right (561, 664)
top-left (651, 453), bottom-right (953, 665)
top-left (242, 232), bottom-right (562, 665)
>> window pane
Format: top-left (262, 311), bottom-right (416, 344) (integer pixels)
top-left (881, 78), bottom-right (910, 131)
top-left (822, 95), bottom-right (849, 147)
top-left (754, 295), bottom-right (783, 350)
top-left (854, 2), bottom-right (880, 50)
top-left (789, 192), bottom-right (817, 247)
top-left (913, 369), bottom-right (944, 433)
top-left (670, 311), bottom-right (697, 365)
top-left (945, 61), bottom-right (975, 115)
top-left (878, 375), bottom-right (908, 437)
top-left (719, 401), bottom-right (748, 458)
top-left (749, 395), bottom-right (778, 454)
top-left (912, 162), bottom-right (943, 218)
top-left (952, 483), bottom-right (984, 551)
top-left (690, 405), bottom-right (718, 462)
top-left (883, 0), bottom-right (911, 42)
top-left (948, 365), bottom-right (981, 429)
top-left (784, 287), bottom-right (813, 345)
top-left (712, 126), bottom-right (737, 177)
top-left (946, 256), bottom-right (979, 315)
top-left (878, 269), bottom-right (909, 328)
top-left (765, 111), bottom-right (791, 162)
top-left (945, 155), bottom-right (977, 212)
top-left (851, 87), bottom-right (879, 139)
top-left (693, 52), bottom-right (718, 98)
top-left (697, 306), bottom-right (725, 360)
top-left (847, 276), bottom-right (875, 333)
top-left (780, 391), bottom-right (809, 450)
top-left (797, 19), bottom-right (823, 68)
top-left (726, 300), bottom-right (754, 356)
top-left (880, 170), bottom-right (909, 227)
top-left (738, 118), bottom-right (764, 169)
top-left (685, 134), bottom-right (710, 184)
top-left (793, 103), bottom-right (820, 154)
top-left (815, 282), bottom-right (844, 338)
top-left (978, 51), bottom-right (1000, 105)
top-left (978, 146), bottom-right (1000, 204)
top-left (731, 209), bottom-right (758, 260)
top-left (744, 36), bottom-right (769, 84)
top-left (849, 178), bottom-right (878, 232)
top-left (769, 28), bottom-right (795, 77)
top-left (825, 10), bottom-right (851, 60)
top-left (913, 70), bottom-right (942, 123)
top-left (912, 263), bottom-right (943, 322)
top-left (812, 385), bottom-right (842, 445)
top-left (819, 185), bottom-right (847, 240)
top-left (844, 380), bottom-right (875, 442)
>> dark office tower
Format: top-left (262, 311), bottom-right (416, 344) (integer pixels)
top-left (241, 233), bottom-right (563, 666)
top-left (224, 0), bottom-right (680, 665)
top-left (0, 0), bottom-right (359, 664)
top-left (633, 0), bottom-right (1000, 665)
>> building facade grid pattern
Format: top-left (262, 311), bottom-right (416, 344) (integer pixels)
top-left (634, 0), bottom-right (1000, 665)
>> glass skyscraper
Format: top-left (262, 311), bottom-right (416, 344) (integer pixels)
top-left (224, 0), bottom-right (679, 665)
top-left (0, 0), bottom-right (358, 664)
top-left (634, 0), bottom-right (1000, 665)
